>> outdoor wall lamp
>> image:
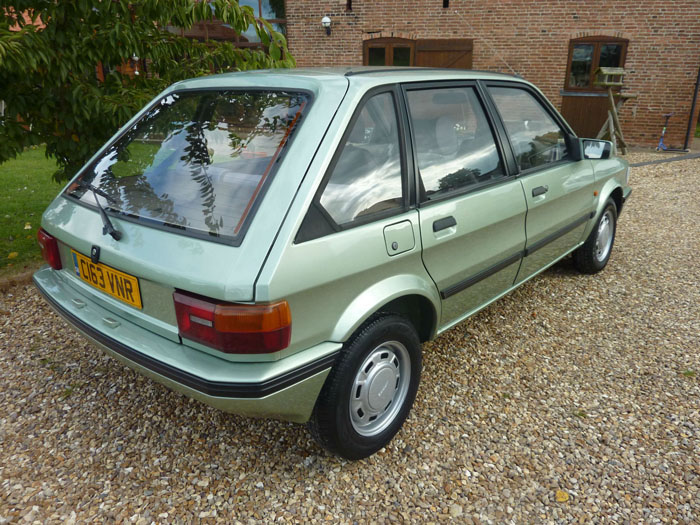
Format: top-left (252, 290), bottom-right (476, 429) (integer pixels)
top-left (321, 16), bottom-right (331, 36)
top-left (131, 54), bottom-right (140, 76)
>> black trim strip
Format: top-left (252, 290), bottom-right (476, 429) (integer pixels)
top-left (440, 252), bottom-right (523, 299)
top-left (438, 211), bottom-right (595, 300)
top-left (34, 278), bottom-right (338, 399)
top-left (524, 212), bottom-right (593, 256)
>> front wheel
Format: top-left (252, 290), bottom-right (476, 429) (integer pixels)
top-left (307, 314), bottom-right (422, 460)
top-left (573, 199), bottom-right (617, 274)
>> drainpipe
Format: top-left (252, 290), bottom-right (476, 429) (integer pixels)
top-left (684, 65), bottom-right (700, 151)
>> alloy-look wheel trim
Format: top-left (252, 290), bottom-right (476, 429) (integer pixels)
top-left (594, 210), bottom-right (614, 262)
top-left (349, 341), bottom-right (411, 437)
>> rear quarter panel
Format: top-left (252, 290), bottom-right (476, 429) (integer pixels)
top-left (255, 79), bottom-right (440, 355)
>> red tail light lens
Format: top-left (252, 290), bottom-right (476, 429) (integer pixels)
top-left (37, 228), bottom-right (62, 270)
top-left (173, 291), bottom-right (291, 354)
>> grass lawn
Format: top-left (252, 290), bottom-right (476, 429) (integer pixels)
top-left (0, 147), bottom-right (62, 278)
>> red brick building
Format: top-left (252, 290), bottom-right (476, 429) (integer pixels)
top-left (285, 0), bottom-right (700, 150)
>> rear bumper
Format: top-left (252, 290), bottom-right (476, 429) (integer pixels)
top-left (33, 267), bottom-right (339, 422)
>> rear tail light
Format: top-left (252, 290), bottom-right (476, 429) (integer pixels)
top-left (173, 291), bottom-right (291, 354)
top-left (37, 228), bottom-right (62, 270)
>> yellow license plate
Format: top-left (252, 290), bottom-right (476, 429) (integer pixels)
top-left (71, 250), bottom-right (142, 309)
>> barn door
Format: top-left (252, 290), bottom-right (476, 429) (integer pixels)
top-left (414, 39), bottom-right (473, 69)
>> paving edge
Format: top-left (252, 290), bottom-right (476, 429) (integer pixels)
top-left (629, 152), bottom-right (700, 167)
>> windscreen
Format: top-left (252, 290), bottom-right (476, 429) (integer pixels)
top-left (66, 90), bottom-right (308, 241)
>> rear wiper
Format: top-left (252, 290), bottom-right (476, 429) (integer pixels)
top-left (76, 180), bottom-right (122, 241)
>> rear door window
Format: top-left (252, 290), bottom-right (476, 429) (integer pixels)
top-left (66, 90), bottom-right (309, 243)
top-left (406, 86), bottom-right (505, 200)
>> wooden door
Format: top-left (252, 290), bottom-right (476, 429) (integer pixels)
top-left (414, 39), bottom-right (473, 69)
top-left (561, 94), bottom-right (610, 138)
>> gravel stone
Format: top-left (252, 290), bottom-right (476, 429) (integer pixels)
top-left (1, 153), bottom-right (699, 522)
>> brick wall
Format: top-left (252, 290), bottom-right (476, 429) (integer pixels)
top-left (286, 0), bottom-right (700, 149)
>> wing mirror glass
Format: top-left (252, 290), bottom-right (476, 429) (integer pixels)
top-left (582, 139), bottom-right (613, 160)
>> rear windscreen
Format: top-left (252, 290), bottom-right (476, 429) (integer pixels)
top-left (66, 90), bottom-right (309, 242)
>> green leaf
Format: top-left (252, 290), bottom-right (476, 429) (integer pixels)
top-left (269, 42), bottom-right (281, 61)
top-left (0, 0), bottom-right (295, 180)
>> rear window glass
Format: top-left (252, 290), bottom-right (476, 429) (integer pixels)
top-left (66, 90), bottom-right (309, 242)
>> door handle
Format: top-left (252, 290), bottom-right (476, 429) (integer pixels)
top-left (433, 216), bottom-right (457, 232)
top-left (532, 185), bottom-right (549, 197)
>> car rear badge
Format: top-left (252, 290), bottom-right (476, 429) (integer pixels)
top-left (90, 245), bottom-right (101, 264)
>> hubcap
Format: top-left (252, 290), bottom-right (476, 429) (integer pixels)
top-left (594, 210), bottom-right (614, 262)
top-left (349, 341), bottom-right (411, 437)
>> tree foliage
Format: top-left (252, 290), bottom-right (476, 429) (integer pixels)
top-left (0, 1), bottom-right (294, 180)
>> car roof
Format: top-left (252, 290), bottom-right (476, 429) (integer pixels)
top-left (237, 66), bottom-right (520, 80)
top-left (170, 66), bottom-right (529, 94)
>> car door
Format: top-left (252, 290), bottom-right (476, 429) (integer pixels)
top-left (486, 83), bottom-right (596, 284)
top-left (403, 82), bottom-right (527, 329)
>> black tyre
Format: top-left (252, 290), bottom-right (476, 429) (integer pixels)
top-left (573, 198), bottom-right (617, 274)
top-left (307, 314), bottom-right (422, 460)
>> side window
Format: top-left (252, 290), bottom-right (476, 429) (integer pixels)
top-left (318, 92), bottom-right (404, 225)
top-left (489, 87), bottom-right (569, 171)
top-left (406, 87), bottom-right (505, 201)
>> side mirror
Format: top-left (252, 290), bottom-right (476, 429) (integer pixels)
top-left (565, 134), bottom-right (583, 161)
top-left (582, 139), bottom-right (613, 160)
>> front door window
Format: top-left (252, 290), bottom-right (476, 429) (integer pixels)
top-left (489, 87), bottom-right (570, 171)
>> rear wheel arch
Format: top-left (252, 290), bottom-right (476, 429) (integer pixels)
top-left (329, 275), bottom-right (441, 344)
top-left (377, 295), bottom-right (437, 343)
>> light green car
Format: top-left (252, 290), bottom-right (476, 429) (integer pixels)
top-left (34, 67), bottom-right (631, 460)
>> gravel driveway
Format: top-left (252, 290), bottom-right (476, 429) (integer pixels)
top-left (1, 153), bottom-right (699, 524)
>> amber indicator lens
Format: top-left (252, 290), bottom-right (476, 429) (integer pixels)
top-left (173, 291), bottom-right (291, 354)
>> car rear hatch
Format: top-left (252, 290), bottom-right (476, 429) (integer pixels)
top-left (39, 72), bottom-right (349, 350)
